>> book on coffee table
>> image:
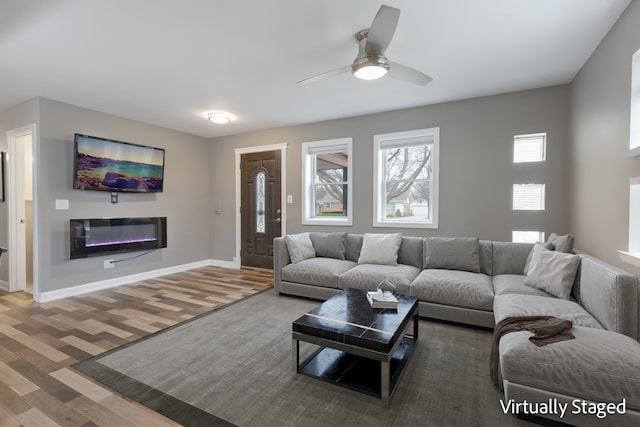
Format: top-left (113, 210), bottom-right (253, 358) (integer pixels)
top-left (367, 290), bottom-right (398, 309)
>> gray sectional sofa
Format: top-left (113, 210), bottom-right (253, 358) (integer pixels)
top-left (274, 232), bottom-right (640, 426)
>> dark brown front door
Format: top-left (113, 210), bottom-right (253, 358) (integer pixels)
top-left (241, 150), bottom-right (282, 268)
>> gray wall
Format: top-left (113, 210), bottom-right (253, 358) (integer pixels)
top-left (5, 98), bottom-right (212, 293)
top-left (569, 0), bottom-right (640, 274)
top-left (210, 86), bottom-right (570, 262)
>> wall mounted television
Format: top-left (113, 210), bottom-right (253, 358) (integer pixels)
top-left (73, 134), bottom-right (165, 192)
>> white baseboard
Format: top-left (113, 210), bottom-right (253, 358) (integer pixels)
top-left (34, 259), bottom-right (239, 303)
top-left (208, 258), bottom-right (241, 269)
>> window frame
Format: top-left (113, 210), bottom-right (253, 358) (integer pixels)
top-left (301, 137), bottom-right (353, 226)
top-left (373, 127), bottom-right (440, 229)
top-left (630, 48), bottom-right (640, 155)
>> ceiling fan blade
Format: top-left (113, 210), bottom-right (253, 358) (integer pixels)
top-left (297, 65), bottom-right (351, 85)
top-left (365, 5), bottom-right (400, 55)
top-left (388, 62), bottom-right (433, 86)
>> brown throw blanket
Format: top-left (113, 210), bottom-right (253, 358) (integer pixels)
top-left (490, 316), bottom-right (575, 385)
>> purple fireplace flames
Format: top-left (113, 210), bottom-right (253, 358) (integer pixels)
top-left (70, 217), bottom-right (167, 259)
top-left (86, 237), bottom-right (158, 248)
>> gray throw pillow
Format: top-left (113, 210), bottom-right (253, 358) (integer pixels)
top-left (523, 241), bottom-right (555, 275)
top-left (524, 244), bottom-right (581, 300)
top-left (358, 233), bottom-right (403, 265)
top-left (310, 232), bottom-right (347, 260)
top-left (424, 237), bottom-right (480, 273)
top-left (547, 232), bottom-right (575, 253)
top-left (285, 233), bottom-right (315, 263)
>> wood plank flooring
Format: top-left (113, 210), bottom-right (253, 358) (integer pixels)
top-left (0, 266), bottom-right (274, 427)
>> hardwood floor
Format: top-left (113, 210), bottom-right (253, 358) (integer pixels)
top-left (0, 266), bottom-right (273, 427)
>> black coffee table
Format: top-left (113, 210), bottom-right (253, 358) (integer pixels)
top-left (292, 288), bottom-right (419, 406)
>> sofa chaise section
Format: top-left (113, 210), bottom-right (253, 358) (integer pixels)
top-left (494, 247), bottom-right (640, 426)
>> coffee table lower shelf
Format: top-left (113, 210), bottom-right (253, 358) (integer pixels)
top-left (293, 334), bottom-right (417, 406)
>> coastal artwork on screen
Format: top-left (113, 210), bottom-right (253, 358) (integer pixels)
top-left (74, 135), bottom-right (165, 192)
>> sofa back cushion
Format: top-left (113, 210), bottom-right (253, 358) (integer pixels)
top-left (492, 241), bottom-right (534, 275)
top-left (479, 240), bottom-right (493, 276)
top-left (397, 236), bottom-right (423, 269)
top-left (424, 237), bottom-right (480, 273)
top-left (345, 234), bottom-right (363, 263)
top-left (309, 232), bottom-right (347, 260)
top-left (573, 252), bottom-right (639, 340)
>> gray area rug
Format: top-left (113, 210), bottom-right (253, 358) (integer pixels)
top-left (74, 290), bottom-right (547, 427)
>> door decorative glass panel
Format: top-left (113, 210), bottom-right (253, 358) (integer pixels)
top-left (256, 171), bottom-right (266, 233)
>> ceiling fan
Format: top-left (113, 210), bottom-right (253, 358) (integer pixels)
top-left (297, 4), bottom-right (433, 86)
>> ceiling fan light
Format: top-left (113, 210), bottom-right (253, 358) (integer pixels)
top-left (208, 112), bottom-right (232, 124)
top-left (353, 64), bottom-right (389, 80)
top-left (352, 54), bottom-right (390, 81)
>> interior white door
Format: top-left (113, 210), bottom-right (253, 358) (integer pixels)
top-left (7, 128), bottom-right (31, 292)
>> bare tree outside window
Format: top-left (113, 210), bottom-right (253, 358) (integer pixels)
top-left (383, 145), bottom-right (432, 220)
top-left (374, 128), bottom-right (439, 228)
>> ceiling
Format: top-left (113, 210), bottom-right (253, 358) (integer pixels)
top-left (0, 0), bottom-right (631, 138)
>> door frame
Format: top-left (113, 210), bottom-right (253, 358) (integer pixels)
top-left (234, 143), bottom-right (287, 268)
top-left (7, 123), bottom-right (39, 295)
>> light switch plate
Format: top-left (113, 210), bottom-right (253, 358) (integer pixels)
top-left (55, 199), bottom-right (69, 210)
top-left (287, 195), bottom-right (293, 204)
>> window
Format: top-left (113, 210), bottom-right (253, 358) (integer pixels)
top-left (512, 231), bottom-right (545, 244)
top-left (628, 178), bottom-right (640, 253)
top-left (513, 184), bottom-right (545, 210)
top-left (513, 133), bottom-right (546, 163)
top-left (373, 128), bottom-right (439, 228)
top-left (631, 48), bottom-right (640, 154)
top-left (301, 138), bottom-right (352, 225)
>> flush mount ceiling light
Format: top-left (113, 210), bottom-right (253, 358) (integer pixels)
top-left (208, 112), bottom-right (232, 124)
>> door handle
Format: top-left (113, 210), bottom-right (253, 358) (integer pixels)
top-left (273, 218), bottom-right (281, 223)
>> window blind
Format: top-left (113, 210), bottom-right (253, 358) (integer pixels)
top-left (513, 134), bottom-right (546, 163)
top-left (513, 184), bottom-right (545, 210)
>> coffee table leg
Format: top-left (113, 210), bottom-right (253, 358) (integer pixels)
top-left (292, 338), bottom-right (299, 373)
top-left (381, 360), bottom-right (390, 407)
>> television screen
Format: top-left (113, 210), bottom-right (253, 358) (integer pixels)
top-left (74, 134), bottom-right (165, 192)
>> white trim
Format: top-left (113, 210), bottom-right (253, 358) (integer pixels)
top-left (34, 259), bottom-right (237, 303)
top-left (301, 137), bottom-right (353, 226)
top-left (6, 124), bottom-right (38, 295)
top-left (234, 143), bottom-right (287, 267)
top-left (618, 250), bottom-right (640, 268)
top-left (630, 48), bottom-right (640, 154)
top-left (373, 128), bottom-right (440, 229)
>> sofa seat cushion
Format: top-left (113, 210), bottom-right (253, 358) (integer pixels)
top-left (493, 274), bottom-right (552, 297)
top-left (338, 264), bottom-right (419, 295)
top-left (282, 258), bottom-right (357, 289)
top-left (499, 326), bottom-right (640, 410)
top-left (410, 269), bottom-right (494, 311)
top-left (494, 294), bottom-right (603, 329)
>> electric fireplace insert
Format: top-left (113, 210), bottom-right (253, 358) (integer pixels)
top-left (70, 217), bottom-right (167, 259)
